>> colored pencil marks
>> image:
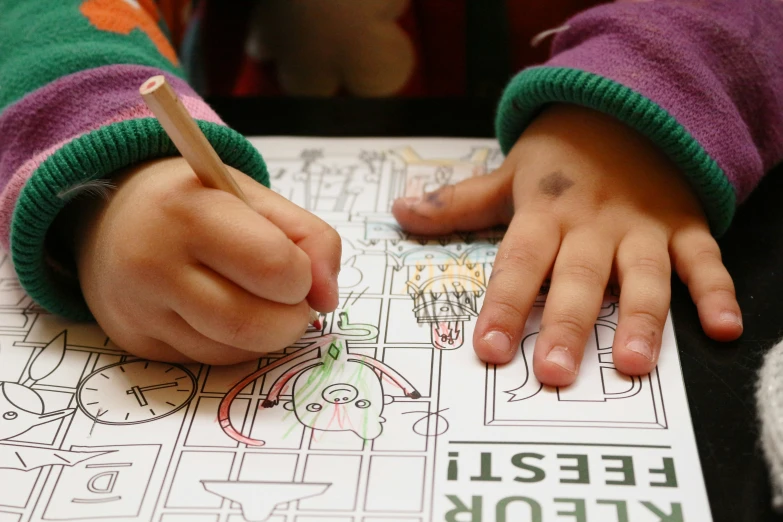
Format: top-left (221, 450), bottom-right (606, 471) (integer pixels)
top-left (0, 141), bottom-right (502, 522)
top-left (0, 139), bottom-right (679, 522)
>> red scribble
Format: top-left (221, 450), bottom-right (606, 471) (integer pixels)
top-left (217, 336), bottom-right (335, 446)
top-left (351, 355), bottom-right (418, 397)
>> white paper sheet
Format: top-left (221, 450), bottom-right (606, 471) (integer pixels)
top-left (0, 137), bottom-right (711, 522)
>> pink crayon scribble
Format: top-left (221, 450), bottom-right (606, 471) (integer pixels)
top-left (217, 335), bottom-right (336, 446)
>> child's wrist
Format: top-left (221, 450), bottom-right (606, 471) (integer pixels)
top-left (47, 186), bottom-right (109, 278)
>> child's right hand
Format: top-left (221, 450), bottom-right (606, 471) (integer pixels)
top-left (69, 157), bottom-right (342, 364)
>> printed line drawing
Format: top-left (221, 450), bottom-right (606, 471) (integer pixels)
top-left (0, 141), bottom-right (698, 522)
top-left (219, 333), bottom-right (420, 446)
top-left (485, 299), bottom-right (668, 429)
top-left (404, 408), bottom-right (450, 437)
top-left (43, 444), bottom-right (161, 520)
top-left (0, 255), bottom-right (37, 336)
top-left (0, 331), bottom-right (74, 441)
top-left (0, 444), bottom-right (110, 471)
top-left (392, 245), bottom-right (493, 350)
top-left (76, 360), bottom-right (197, 425)
top-left (202, 481), bottom-right (331, 522)
top-left (391, 146), bottom-right (491, 199)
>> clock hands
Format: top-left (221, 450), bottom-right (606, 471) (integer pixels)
top-left (139, 382), bottom-right (180, 392)
top-left (78, 361), bottom-right (197, 426)
top-left (126, 382), bottom-right (179, 407)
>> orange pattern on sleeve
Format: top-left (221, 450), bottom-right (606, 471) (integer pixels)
top-left (80, 0), bottom-right (179, 66)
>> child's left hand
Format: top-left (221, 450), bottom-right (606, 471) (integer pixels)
top-left (392, 104), bottom-right (742, 386)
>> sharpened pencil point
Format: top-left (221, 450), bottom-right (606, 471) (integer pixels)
top-left (309, 309), bottom-right (322, 329)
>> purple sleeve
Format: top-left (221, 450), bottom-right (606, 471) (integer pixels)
top-left (0, 1), bottom-right (268, 321)
top-left (495, 0), bottom-right (783, 236)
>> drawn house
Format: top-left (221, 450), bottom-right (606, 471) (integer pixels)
top-left (389, 146), bottom-right (491, 199)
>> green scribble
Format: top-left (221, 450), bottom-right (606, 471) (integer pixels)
top-left (277, 307), bottom-right (381, 440)
top-left (281, 339), bottom-right (345, 438)
top-left (298, 341), bottom-right (341, 403)
top-left (282, 410), bottom-right (300, 438)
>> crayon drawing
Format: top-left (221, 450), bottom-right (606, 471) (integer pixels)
top-left (0, 138), bottom-right (710, 522)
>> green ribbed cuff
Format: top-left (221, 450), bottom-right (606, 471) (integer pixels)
top-left (11, 118), bottom-right (269, 321)
top-left (495, 66), bottom-right (736, 236)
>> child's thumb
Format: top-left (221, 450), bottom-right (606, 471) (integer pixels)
top-left (391, 166), bottom-right (514, 235)
top-left (295, 223), bottom-right (342, 313)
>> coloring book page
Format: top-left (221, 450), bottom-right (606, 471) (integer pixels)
top-left (0, 137), bottom-right (711, 522)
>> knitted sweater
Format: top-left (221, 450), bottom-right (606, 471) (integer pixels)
top-left (1, 0), bottom-right (783, 509)
top-left (1, 0), bottom-right (780, 319)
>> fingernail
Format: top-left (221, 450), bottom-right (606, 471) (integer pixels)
top-left (625, 338), bottom-right (653, 361)
top-left (720, 311), bottom-right (743, 327)
top-left (545, 346), bottom-right (576, 373)
top-left (481, 330), bottom-right (513, 356)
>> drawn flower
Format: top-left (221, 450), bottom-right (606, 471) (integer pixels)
top-left (80, 0), bottom-right (179, 66)
top-left (247, 0), bottom-right (414, 96)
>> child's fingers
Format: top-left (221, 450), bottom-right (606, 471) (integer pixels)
top-left (472, 212), bottom-right (559, 365)
top-left (153, 311), bottom-right (264, 366)
top-left (532, 227), bottom-right (615, 386)
top-left (235, 174), bottom-right (342, 312)
top-left (172, 264), bottom-right (310, 352)
top-left (671, 225), bottom-right (742, 341)
top-left (390, 166), bottom-right (514, 235)
top-left (611, 229), bottom-right (671, 375)
top-left (235, 173), bottom-right (329, 239)
top-left (98, 310), bottom-right (263, 366)
top-left (105, 331), bottom-right (195, 364)
top-left (289, 222), bottom-right (342, 312)
top-left (186, 190), bottom-right (312, 305)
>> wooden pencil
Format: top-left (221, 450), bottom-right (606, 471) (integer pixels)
top-left (139, 75), bottom-right (322, 329)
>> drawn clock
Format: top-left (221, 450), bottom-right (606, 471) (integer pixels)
top-left (76, 360), bottom-right (197, 424)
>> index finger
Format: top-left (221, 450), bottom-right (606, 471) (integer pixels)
top-left (473, 212), bottom-right (560, 364)
top-left (186, 190), bottom-right (313, 304)
top-left (234, 170), bottom-right (342, 312)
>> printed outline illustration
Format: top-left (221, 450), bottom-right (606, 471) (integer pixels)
top-left (76, 360), bottom-right (197, 425)
top-left (41, 443), bottom-right (161, 520)
top-left (0, 331), bottom-right (75, 441)
top-left (485, 298), bottom-right (669, 429)
top-left (0, 443), bottom-right (111, 472)
top-left (0, 328), bottom-right (113, 487)
top-left (218, 332), bottom-right (421, 447)
top-left (0, 142), bottom-right (687, 522)
top-left (202, 481), bottom-right (331, 522)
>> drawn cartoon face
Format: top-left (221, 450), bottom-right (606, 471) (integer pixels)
top-left (321, 383), bottom-right (359, 404)
top-left (287, 352), bottom-right (387, 440)
top-left (0, 382), bottom-right (73, 440)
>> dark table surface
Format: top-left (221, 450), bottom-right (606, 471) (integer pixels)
top-left (209, 96), bottom-right (783, 522)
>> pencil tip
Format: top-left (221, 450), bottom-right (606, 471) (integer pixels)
top-left (309, 308), bottom-right (322, 330)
